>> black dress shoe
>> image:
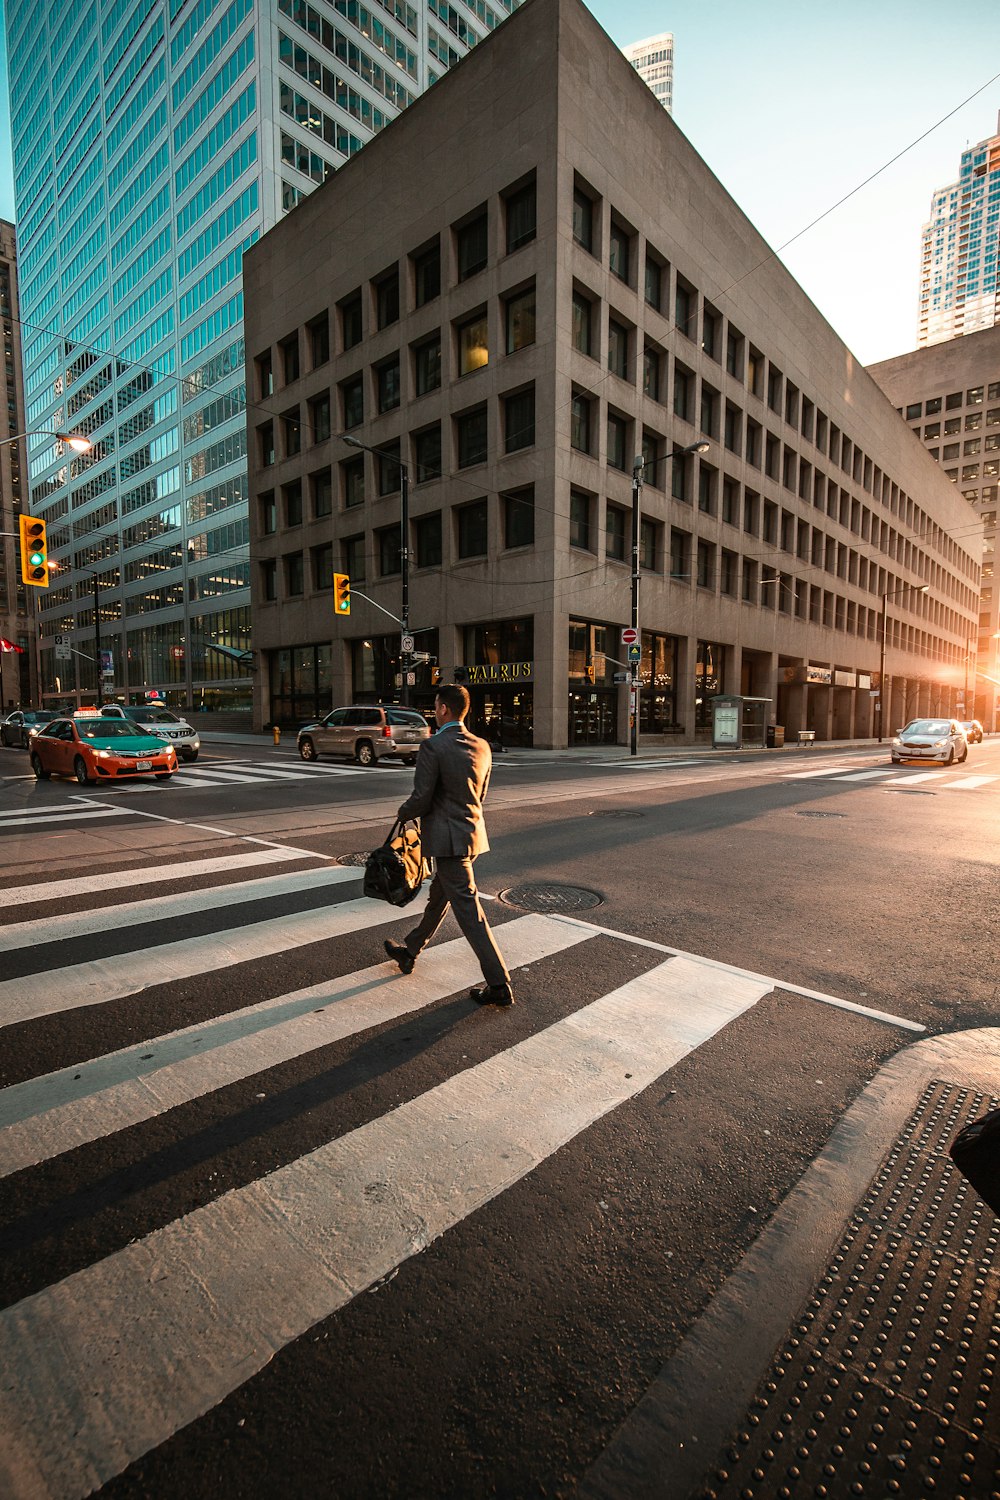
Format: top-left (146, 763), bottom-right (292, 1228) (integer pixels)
top-left (384, 939), bottom-right (415, 975)
top-left (470, 982), bottom-right (515, 1007)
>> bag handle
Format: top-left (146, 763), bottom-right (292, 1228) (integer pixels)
top-left (384, 817), bottom-right (419, 847)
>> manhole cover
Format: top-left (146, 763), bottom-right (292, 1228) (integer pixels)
top-left (590, 810), bottom-right (642, 819)
top-left (338, 851), bottom-right (371, 867)
top-left (796, 810), bottom-right (846, 819)
top-left (497, 883), bottom-right (603, 913)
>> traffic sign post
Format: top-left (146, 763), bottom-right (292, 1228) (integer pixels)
top-left (621, 626), bottom-right (638, 645)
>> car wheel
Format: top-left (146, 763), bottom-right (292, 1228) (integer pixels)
top-left (355, 739), bottom-right (376, 767)
top-left (404, 755), bottom-right (417, 766)
top-left (944, 748), bottom-right (955, 766)
top-left (299, 736), bottom-right (317, 762)
top-left (180, 750), bottom-right (198, 763)
top-left (74, 756), bottom-right (93, 785)
top-left (155, 773), bottom-right (173, 781)
top-left (960, 746), bottom-right (968, 762)
top-left (30, 752), bottom-right (49, 780)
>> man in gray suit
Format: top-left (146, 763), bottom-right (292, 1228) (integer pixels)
top-left (384, 682), bottom-right (514, 1006)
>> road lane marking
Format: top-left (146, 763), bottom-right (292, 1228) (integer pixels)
top-left (0, 891), bottom-right (431, 1026)
top-left (939, 774), bottom-right (997, 789)
top-left (0, 866), bottom-right (362, 952)
top-left (835, 769), bottom-right (897, 781)
top-left (0, 914), bottom-right (592, 1176)
top-left (548, 914), bottom-right (925, 1033)
top-left (0, 848), bottom-right (322, 909)
top-left (0, 956), bottom-right (768, 1500)
top-left (0, 806), bottom-right (134, 829)
top-left (888, 770), bottom-right (947, 784)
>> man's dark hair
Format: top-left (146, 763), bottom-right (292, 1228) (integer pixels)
top-left (436, 683), bottom-right (470, 720)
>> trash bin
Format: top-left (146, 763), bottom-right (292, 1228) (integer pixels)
top-left (766, 724), bottom-right (785, 748)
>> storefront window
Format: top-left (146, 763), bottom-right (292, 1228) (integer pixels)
top-left (639, 632), bottom-right (678, 732)
top-left (695, 640), bottom-right (724, 729)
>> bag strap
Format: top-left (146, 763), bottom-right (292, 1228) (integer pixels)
top-left (383, 817), bottom-right (418, 847)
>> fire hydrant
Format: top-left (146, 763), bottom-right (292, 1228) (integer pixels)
top-left (272, 725), bottom-right (281, 746)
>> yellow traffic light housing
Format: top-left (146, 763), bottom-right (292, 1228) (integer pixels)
top-left (333, 572), bottom-right (351, 615)
top-left (18, 515), bottom-right (49, 587)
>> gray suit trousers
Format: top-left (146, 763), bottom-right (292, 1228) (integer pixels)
top-left (405, 855), bottom-right (510, 988)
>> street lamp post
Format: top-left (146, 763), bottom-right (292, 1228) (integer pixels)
top-left (629, 440), bottom-right (710, 758)
top-left (342, 436), bottom-right (411, 705)
top-left (878, 582), bottom-right (930, 742)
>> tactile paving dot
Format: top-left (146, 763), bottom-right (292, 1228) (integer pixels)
top-left (696, 1081), bottom-right (1000, 1499)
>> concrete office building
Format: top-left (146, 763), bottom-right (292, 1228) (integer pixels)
top-left (245, 0), bottom-right (979, 749)
top-left (623, 31), bottom-right (674, 115)
top-left (5, 0), bottom-right (519, 712)
top-left (918, 114), bottom-right (1000, 348)
top-left (869, 325), bottom-right (999, 725)
top-left (0, 220), bottom-right (31, 709)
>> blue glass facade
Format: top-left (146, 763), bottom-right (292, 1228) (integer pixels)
top-left (919, 116), bottom-right (1000, 348)
top-left (6, 0), bottom-right (519, 707)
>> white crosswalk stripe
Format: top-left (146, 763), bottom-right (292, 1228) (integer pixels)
top-left (783, 765), bottom-right (998, 789)
top-left (0, 851), bottom-right (926, 1500)
top-left (77, 758), bottom-right (406, 792)
top-left (0, 804), bottom-right (135, 828)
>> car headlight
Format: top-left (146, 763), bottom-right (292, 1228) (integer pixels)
top-left (97, 749), bottom-right (114, 758)
top-left (932, 739), bottom-right (949, 749)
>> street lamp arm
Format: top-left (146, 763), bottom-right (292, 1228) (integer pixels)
top-left (0, 428), bottom-right (92, 453)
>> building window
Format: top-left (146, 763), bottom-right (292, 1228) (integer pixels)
top-left (314, 542), bottom-right (333, 591)
top-left (308, 314), bottom-right (330, 367)
top-left (644, 254), bottom-right (663, 310)
top-left (722, 477), bottom-right (738, 525)
top-left (670, 528), bottom-right (689, 580)
top-left (724, 403), bottom-right (741, 454)
top-left (503, 486), bottom-right (534, 548)
top-left (607, 412), bottom-right (627, 472)
top-left (282, 409), bottom-right (301, 456)
top-left (457, 310), bottom-right (489, 374)
top-left (311, 468), bottom-right (332, 517)
top-left (413, 241), bottom-right (441, 306)
top-left (505, 285), bottom-right (536, 353)
top-left (342, 455), bottom-right (365, 508)
top-left (340, 374), bottom-right (363, 429)
top-left (258, 421), bottom-right (275, 466)
top-left (609, 220), bottom-right (630, 283)
top-left (378, 525), bottom-right (402, 576)
top-left (504, 386), bottom-right (535, 452)
top-left (606, 503), bottom-right (627, 561)
top-left (456, 405), bottom-right (488, 468)
top-left (261, 559), bottom-right (277, 600)
top-left (377, 357), bottom-right (401, 413)
top-left (674, 278), bottom-right (693, 338)
top-left (260, 491), bottom-right (276, 534)
top-left (572, 291), bottom-right (593, 356)
top-left (671, 452), bottom-right (690, 502)
top-left (673, 364), bottom-right (692, 422)
top-left (457, 209), bottom-right (488, 280)
top-left (572, 187), bottom-right (593, 252)
top-left (375, 268), bottom-right (400, 329)
top-left (570, 489), bottom-right (592, 550)
top-left (308, 392), bottom-right (331, 442)
top-left (344, 533), bottom-right (366, 583)
top-left (457, 498), bottom-right (488, 557)
top-left (720, 548), bottom-right (737, 595)
top-left (256, 351), bottom-right (273, 398)
top-left (702, 306), bottom-right (720, 360)
top-left (643, 344), bottom-right (662, 402)
top-left (414, 333), bottom-right (441, 395)
top-left (285, 552), bottom-right (304, 595)
top-left (414, 425), bottom-right (442, 482)
top-left (640, 517), bottom-right (658, 570)
top-left (340, 291), bottom-right (362, 350)
top-left (608, 318), bottom-right (629, 379)
top-left (697, 465), bottom-right (715, 514)
top-left (415, 511), bottom-right (442, 567)
top-left (700, 384), bottom-right (719, 438)
top-left (283, 480), bottom-right (303, 526)
top-left (505, 179), bottom-right (536, 252)
top-left (696, 539), bottom-right (714, 588)
top-left (280, 334), bottom-right (300, 384)
top-left (377, 440), bottom-right (401, 496)
top-left (725, 326), bottom-right (743, 379)
top-left (571, 392), bottom-right (592, 453)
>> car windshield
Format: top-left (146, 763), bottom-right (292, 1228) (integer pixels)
top-left (386, 710), bottom-right (428, 726)
top-left (903, 720), bottom-right (952, 736)
top-left (79, 720), bottom-right (149, 739)
top-left (136, 708), bottom-right (178, 723)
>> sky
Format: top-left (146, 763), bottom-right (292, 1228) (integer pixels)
top-left (0, 0), bottom-right (999, 366)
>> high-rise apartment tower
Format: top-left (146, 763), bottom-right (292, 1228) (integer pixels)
top-left (5, 0), bottom-right (520, 709)
top-left (623, 31), bottom-right (674, 115)
top-left (918, 113), bottom-right (1000, 347)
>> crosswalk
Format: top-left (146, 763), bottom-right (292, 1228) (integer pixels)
top-left (782, 763), bottom-right (998, 790)
top-left (0, 843), bottom-right (923, 1498)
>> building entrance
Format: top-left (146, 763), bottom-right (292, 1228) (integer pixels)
top-left (568, 688), bottom-right (617, 745)
top-left (467, 687), bottom-right (533, 748)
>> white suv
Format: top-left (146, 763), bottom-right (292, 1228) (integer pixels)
top-left (99, 704), bottom-right (201, 762)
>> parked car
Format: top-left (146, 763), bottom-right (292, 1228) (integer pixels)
top-left (0, 709), bottom-right (47, 748)
top-left (961, 719), bottom-right (984, 744)
top-left (30, 715), bottom-right (178, 784)
top-left (298, 705), bottom-right (431, 766)
top-left (891, 718), bottom-right (969, 765)
top-left (97, 703), bottom-right (201, 761)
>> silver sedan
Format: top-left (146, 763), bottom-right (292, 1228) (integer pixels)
top-left (891, 718), bottom-right (969, 765)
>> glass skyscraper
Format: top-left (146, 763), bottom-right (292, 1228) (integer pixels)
top-left (918, 112), bottom-right (1000, 348)
top-left (6, 0), bottom-right (518, 708)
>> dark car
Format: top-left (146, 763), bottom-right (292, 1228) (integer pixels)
top-left (0, 709), bottom-right (47, 748)
top-left (961, 719), bottom-right (984, 744)
top-left (297, 705), bottom-right (430, 766)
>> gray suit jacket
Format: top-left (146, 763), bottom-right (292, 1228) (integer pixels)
top-left (397, 722), bottom-right (492, 858)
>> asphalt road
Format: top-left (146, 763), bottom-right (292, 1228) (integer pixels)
top-left (0, 735), bottom-right (997, 1498)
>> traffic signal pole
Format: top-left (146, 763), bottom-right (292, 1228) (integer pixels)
top-left (94, 574), bottom-right (102, 708)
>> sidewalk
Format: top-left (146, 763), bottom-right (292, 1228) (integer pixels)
top-left (581, 1028), bottom-right (1000, 1500)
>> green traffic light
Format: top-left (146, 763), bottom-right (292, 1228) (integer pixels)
top-left (29, 551), bottom-right (44, 566)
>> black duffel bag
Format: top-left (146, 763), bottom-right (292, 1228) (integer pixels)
top-left (949, 1106), bottom-right (1000, 1216)
top-left (363, 819), bottom-right (429, 907)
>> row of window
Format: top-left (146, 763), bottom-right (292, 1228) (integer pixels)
top-left (903, 382), bottom-right (1000, 420)
top-left (254, 175), bottom-right (536, 394)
